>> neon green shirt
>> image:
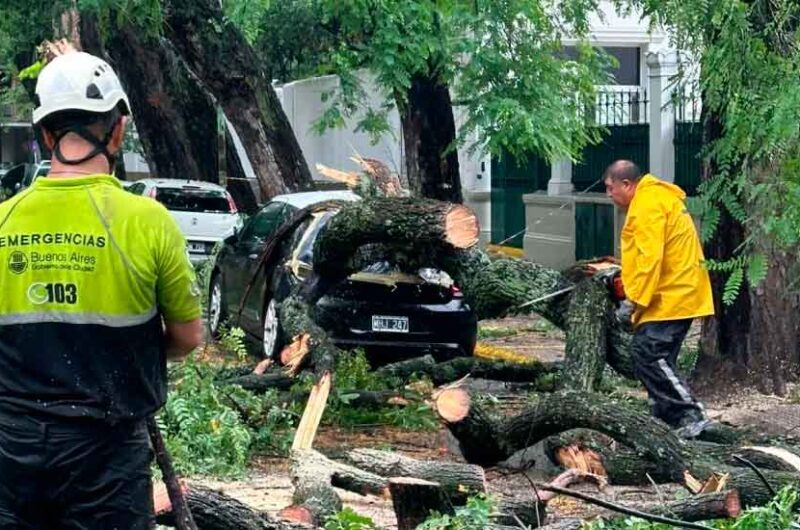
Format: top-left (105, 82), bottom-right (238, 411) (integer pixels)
top-left (0, 174), bottom-right (201, 421)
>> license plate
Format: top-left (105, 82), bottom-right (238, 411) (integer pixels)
top-left (372, 315), bottom-right (409, 333)
top-left (188, 242), bottom-right (207, 253)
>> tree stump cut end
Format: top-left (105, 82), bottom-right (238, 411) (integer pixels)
top-left (433, 387), bottom-right (471, 423)
top-left (278, 505), bottom-right (314, 525)
top-left (444, 205), bottom-right (480, 249)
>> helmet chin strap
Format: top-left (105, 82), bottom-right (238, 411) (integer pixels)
top-left (52, 125), bottom-right (117, 172)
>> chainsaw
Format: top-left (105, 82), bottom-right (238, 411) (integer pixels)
top-left (518, 261), bottom-right (626, 309)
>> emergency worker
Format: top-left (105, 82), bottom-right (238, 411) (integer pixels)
top-left (604, 160), bottom-right (713, 438)
top-left (0, 51), bottom-right (202, 528)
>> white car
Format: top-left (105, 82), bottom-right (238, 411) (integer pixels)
top-left (127, 178), bottom-right (243, 264)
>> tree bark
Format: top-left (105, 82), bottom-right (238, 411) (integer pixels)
top-left (77, 14), bottom-right (222, 187)
top-left (399, 74), bottom-right (462, 203)
top-left (156, 484), bottom-right (307, 530)
top-left (164, 0), bottom-right (315, 200)
top-left (312, 198), bottom-right (478, 280)
top-left (562, 279), bottom-right (610, 391)
top-left (439, 389), bottom-right (800, 507)
top-left (282, 449), bottom-right (387, 526)
top-left (650, 490), bottom-right (741, 522)
top-left (346, 448), bottom-right (486, 499)
top-left (746, 232), bottom-right (800, 396)
top-left (696, 103), bottom-right (750, 383)
top-left (389, 477), bottom-right (452, 530)
top-left (694, 13), bottom-right (800, 394)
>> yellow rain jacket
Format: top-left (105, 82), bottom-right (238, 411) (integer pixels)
top-left (620, 174), bottom-right (714, 327)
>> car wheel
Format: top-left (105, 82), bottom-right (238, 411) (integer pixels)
top-left (262, 298), bottom-right (283, 359)
top-left (208, 273), bottom-right (226, 338)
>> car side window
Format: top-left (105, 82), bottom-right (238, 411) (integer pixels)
top-left (238, 202), bottom-right (290, 245)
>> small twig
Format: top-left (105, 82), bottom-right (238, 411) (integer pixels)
top-left (518, 471), bottom-right (544, 527)
top-left (534, 483), bottom-right (712, 530)
top-left (733, 454), bottom-right (777, 498)
top-left (646, 472), bottom-right (666, 507)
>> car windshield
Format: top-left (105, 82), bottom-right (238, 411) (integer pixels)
top-left (155, 187), bottom-right (231, 213)
top-left (295, 211), bottom-right (336, 265)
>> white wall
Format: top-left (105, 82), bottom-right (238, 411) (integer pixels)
top-left (275, 74), bottom-right (404, 183)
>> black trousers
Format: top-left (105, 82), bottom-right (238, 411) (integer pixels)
top-left (631, 319), bottom-right (705, 427)
top-left (0, 413), bottom-right (154, 529)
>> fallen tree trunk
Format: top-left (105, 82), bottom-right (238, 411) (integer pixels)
top-left (313, 199), bottom-right (479, 279)
top-left (650, 490), bottom-right (741, 522)
top-left (562, 279), bottom-right (610, 391)
top-left (389, 477), bottom-right (452, 530)
top-left (221, 372), bottom-right (296, 393)
top-left (156, 483), bottom-right (308, 530)
top-left (436, 389), bottom-right (800, 507)
top-left (346, 448), bottom-right (486, 500)
top-left (279, 296), bottom-right (339, 376)
top-left (281, 449), bottom-right (387, 526)
top-left (377, 355), bottom-right (560, 386)
top-left (374, 355), bottom-right (438, 380)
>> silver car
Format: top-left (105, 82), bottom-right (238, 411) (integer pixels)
top-left (127, 178), bottom-right (243, 264)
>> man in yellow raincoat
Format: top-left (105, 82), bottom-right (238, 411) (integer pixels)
top-left (603, 160), bottom-right (714, 438)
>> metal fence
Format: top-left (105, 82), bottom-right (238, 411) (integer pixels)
top-left (591, 87), bottom-right (649, 126)
top-left (572, 87), bottom-right (650, 190)
top-left (674, 92), bottom-right (702, 123)
top-left (673, 93), bottom-right (703, 194)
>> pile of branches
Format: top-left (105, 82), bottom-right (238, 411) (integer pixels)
top-left (157, 160), bottom-right (800, 529)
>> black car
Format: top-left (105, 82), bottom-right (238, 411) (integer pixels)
top-left (208, 191), bottom-right (477, 361)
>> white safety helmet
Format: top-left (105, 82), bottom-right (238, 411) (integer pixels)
top-left (33, 51), bottom-right (130, 125)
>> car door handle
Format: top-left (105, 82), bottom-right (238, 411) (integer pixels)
top-left (248, 253), bottom-right (259, 260)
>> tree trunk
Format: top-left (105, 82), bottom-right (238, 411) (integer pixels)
top-left (695, 103), bottom-right (751, 383)
top-left (399, 75), bottom-right (462, 203)
top-left (389, 478), bottom-right (452, 530)
top-left (104, 29), bottom-right (219, 183)
top-left (312, 198), bottom-right (478, 279)
top-left (649, 490), bottom-right (741, 522)
top-left (747, 243), bottom-right (800, 395)
top-left (156, 484), bottom-right (306, 530)
top-left (281, 449), bottom-right (386, 526)
top-left (164, 0), bottom-right (315, 200)
top-left (438, 389), bottom-right (800, 507)
top-left (562, 279), bottom-right (610, 391)
top-left (346, 448), bottom-right (486, 499)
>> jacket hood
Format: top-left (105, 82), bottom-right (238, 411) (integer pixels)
top-left (637, 174), bottom-right (686, 200)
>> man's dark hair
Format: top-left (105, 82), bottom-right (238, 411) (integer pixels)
top-left (603, 160), bottom-right (643, 183)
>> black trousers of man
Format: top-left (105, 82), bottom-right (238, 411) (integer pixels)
top-left (630, 319), bottom-right (705, 427)
top-left (0, 412), bottom-right (154, 529)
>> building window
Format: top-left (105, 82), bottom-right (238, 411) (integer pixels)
top-left (563, 46), bottom-right (642, 86)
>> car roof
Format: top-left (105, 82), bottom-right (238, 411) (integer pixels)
top-left (137, 178), bottom-right (227, 191)
top-left (271, 190), bottom-right (359, 210)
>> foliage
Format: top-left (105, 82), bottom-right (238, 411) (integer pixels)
top-left (629, 0), bottom-right (800, 302)
top-left (159, 329), bottom-right (297, 476)
top-left (159, 353), bottom-right (253, 477)
top-left (583, 486), bottom-right (800, 529)
top-left (677, 345), bottom-right (701, 376)
top-left (291, 349), bottom-right (438, 430)
top-left (229, 0), bottom-right (338, 82)
top-left (324, 508), bottom-right (378, 530)
top-left (310, 0), bottom-right (612, 159)
top-left (418, 494), bottom-right (494, 530)
top-left (218, 322), bottom-right (249, 360)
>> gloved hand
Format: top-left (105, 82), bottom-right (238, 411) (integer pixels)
top-left (615, 299), bottom-right (635, 332)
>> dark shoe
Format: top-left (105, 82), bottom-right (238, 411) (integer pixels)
top-left (674, 418), bottom-right (712, 439)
